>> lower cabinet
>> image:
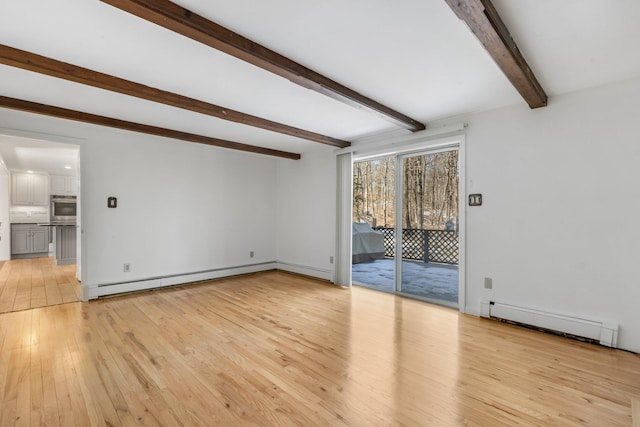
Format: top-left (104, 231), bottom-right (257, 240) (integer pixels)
top-left (55, 226), bottom-right (77, 265)
top-left (11, 224), bottom-right (49, 256)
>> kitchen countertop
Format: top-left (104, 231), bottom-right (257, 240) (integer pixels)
top-left (10, 219), bottom-right (50, 224)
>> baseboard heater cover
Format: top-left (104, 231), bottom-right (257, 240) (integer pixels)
top-left (480, 300), bottom-right (618, 348)
top-left (87, 262), bottom-right (277, 299)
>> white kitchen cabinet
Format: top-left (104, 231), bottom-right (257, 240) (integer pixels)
top-left (50, 175), bottom-right (77, 196)
top-left (12, 173), bottom-right (49, 206)
top-left (11, 224), bottom-right (49, 255)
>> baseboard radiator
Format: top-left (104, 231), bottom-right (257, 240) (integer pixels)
top-left (480, 300), bottom-right (618, 348)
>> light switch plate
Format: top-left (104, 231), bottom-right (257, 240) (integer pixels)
top-left (469, 194), bottom-right (482, 206)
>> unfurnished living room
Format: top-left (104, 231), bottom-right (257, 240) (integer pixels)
top-left (1, 0), bottom-right (639, 425)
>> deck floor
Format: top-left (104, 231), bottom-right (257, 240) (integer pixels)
top-left (352, 258), bottom-right (458, 303)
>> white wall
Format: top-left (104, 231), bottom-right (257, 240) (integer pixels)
top-left (464, 76), bottom-right (640, 352)
top-left (82, 131), bottom-right (278, 287)
top-left (276, 148), bottom-right (336, 280)
top-left (0, 110), bottom-right (278, 294)
top-left (275, 76), bottom-right (640, 352)
top-left (0, 159), bottom-right (10, 260)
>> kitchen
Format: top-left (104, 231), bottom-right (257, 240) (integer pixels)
top-left (0, 134), bottom-right (80, 273)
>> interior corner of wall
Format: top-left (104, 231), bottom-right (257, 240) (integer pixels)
top-left (466, 304), bottom-right (481, 317)
top-left (276, 261), bottom-right (333, 282)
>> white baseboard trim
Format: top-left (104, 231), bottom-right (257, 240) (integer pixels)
top-left (84, 262), bottom-right (278, 299)
top-left (83, 261), bottom-right (336, 300)
top-left (276, 261), bottom-right (334, 282)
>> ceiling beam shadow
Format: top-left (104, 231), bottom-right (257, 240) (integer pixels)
top-left (99, 0), bottom-right (426, 132)
top-left (0, 44), bottom-right (347, 148)
top-left (0, 96), bottom-right (301, 160)
top-left (446, 0), bottom-right (548, 108)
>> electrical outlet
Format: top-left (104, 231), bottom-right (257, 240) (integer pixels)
top-left (250, 251), bottom-right (254, 258)
top-left (123, 263), bottom-right (131, 273)
top-left (484, 277), bottom-right (492, 289)
top-left (329, 256), bottom-right (334, 264)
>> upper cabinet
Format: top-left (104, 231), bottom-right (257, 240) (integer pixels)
top-left (50, 175), bottom-right (77, 196)
top-left (12, 173), bottom-right (49, 206)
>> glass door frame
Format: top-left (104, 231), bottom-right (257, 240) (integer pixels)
top-left (394, 146), bottom-right (462, 309)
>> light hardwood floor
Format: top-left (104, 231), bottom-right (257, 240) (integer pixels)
top-left (0, 257), bottom-right (80, 314)
top-left (0, 270), bottom-right (638, 426)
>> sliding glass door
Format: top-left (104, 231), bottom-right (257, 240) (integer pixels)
top-left (351, 156), bottom-right (396, 293)
top-left (397, 150), bottom-right (459, 307)
top-left (352, 147), bottom-right (460, 307)
top-left (351, 146), bottom-right (460, 308)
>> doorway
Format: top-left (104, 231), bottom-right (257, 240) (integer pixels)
top-left (351, 146), bottom-right (460, 308)
top-left (0, 134), bottom-right (82, 313)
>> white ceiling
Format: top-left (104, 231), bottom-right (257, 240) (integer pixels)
top-left (1, 0), bottom-right (640, 165)
top-left (0, 134), bottom-right (79, 175)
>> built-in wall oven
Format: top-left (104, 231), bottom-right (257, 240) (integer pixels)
top-left (50, 195), bottom-right (77, 224)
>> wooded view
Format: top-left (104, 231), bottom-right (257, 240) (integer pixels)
top-left (353, 150), bottom-right (459, 230)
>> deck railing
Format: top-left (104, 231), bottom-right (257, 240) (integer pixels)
top-left (373, 227), bottom-right (459, 265)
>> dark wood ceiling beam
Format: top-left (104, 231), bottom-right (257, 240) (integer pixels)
top-left (0, 96), bottom-right (301, 160)
top-left (445, 0), bottom-right (548, 108)
top-left (0, 44), bottom-right (347, 148)
top-left (99, 0), bottom-right (426, 132)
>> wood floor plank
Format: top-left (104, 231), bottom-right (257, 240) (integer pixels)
top-left (0, 312), bottom-right (32, 425)
top-left (633, 397), bottom-right (640, 427)
top-left (30, 270), bottom-right (47, 309)
top-left (0, 274), bottom-right (19, 312)
top-left (0, 258), bottom-right (79, 313)
top-left (66, 335), bottom-right (124, 427)
top-left (40, 354), bottom-right (61, 426)
top-left (27, 309), bottom-right (43, 427)
top-left (13, 275), bottom-right (32, 311)
top-left (59, 338), bottom-right (93, 426)
top-left (0, 271), bottom-right (638, 426)
top-left (59, 282), bottom-right (80, 304)
top-left (44, 279), bottom-right (64, 306)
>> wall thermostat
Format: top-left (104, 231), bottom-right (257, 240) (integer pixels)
top-left (108, 197), bottom-right (117, 208)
